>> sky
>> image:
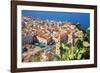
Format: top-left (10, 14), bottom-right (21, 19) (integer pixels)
top-left (22, 10), bottom-right (90, 29)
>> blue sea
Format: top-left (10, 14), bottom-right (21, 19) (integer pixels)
top-left (22, 10), bottom-right (90, 29)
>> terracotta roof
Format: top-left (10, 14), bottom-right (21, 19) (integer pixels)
top-left (37, 33), bottom-right (51, 40)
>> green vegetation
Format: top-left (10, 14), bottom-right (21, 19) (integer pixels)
top-left (53, 27), bottom-right (90, 61)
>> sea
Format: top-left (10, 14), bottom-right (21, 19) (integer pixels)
top-left (22, 10), bottom-right (90, 29)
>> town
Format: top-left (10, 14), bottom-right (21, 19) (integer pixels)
top-left (22, 16), bottom-right (90, 62)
